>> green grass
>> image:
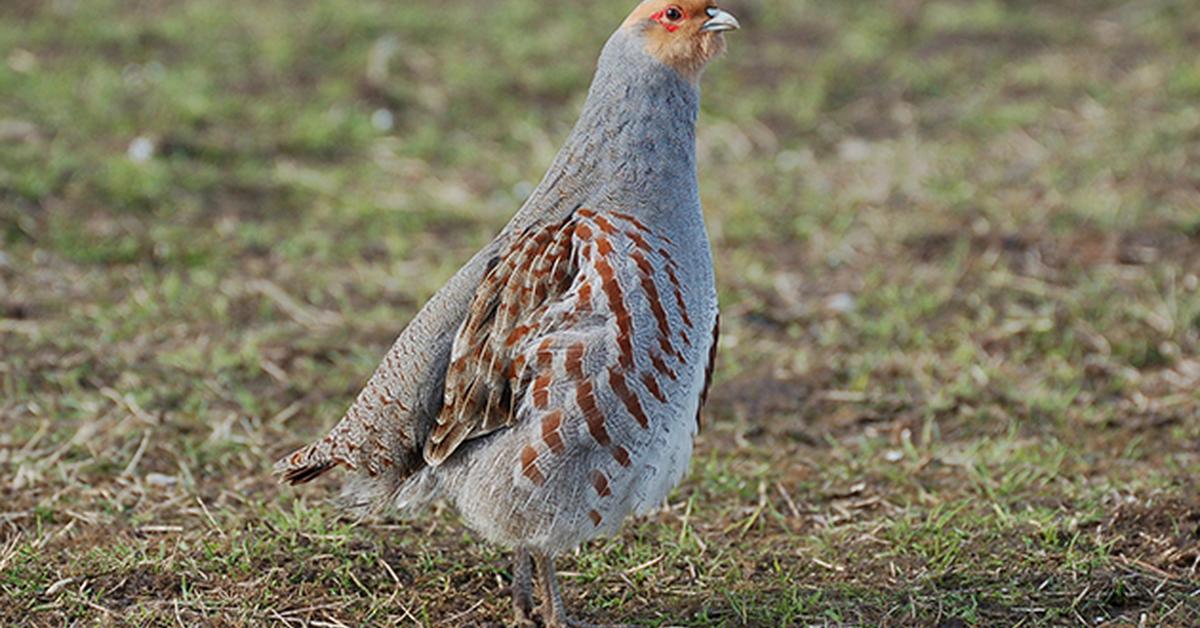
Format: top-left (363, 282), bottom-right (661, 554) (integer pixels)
top-left (3, 0), bottom-right (1200, 624)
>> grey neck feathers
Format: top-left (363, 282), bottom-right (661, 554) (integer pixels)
top-left (512, 28), bottom-right (701, 229)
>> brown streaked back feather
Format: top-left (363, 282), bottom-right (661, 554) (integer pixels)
top-left (425, 214), bottom-right (580, 464)
top-left (423, 204), bottom-right (706, 469)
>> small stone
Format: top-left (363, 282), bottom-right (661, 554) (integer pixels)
top-left (146, 473), bottom-right (177, 487)
top-left (0, 119), bottom-right (38, 143)
top-left (837, 137), bottom-right (872, 162)
top-left (128, 136), bottom-right (155, 162)
top-left (824, 293), bottom-right (856, 314)
top-left (6, 49), bottom-right (37, 74)
top-left (371, 108), bottom-right (394, 131)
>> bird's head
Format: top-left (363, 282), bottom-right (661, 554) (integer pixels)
top-left (621, 1), bottom-right (740, 81)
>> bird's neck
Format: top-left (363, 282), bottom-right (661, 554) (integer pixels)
top-left (515, 30), bottom-right (702, 227)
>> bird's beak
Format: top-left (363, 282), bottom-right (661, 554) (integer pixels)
top-left (700, 7), bottom-right (740, 33)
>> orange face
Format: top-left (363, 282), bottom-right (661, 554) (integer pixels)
top-left (622, 1), bottom-right (740, 79)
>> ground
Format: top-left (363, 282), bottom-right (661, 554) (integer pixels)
top-left (2, 0), bottom-right (1199, 625)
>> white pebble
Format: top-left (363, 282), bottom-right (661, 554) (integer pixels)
top-left (146, 473), bottom-right (177, 487)
top-left (371, 108), bottom-right (394, 131)
top-left (824, 292), bottom-right (856, 314)
top-left (128, 136), bottom-right (155, 162)
top-left (837, 137), bottom-right (872, 162)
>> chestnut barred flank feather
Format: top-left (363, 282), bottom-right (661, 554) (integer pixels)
top-left (423, 206), bottom-right (709, 500)
top-left (275, 1), bottom-right (735, 624)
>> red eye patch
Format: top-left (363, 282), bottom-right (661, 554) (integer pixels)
top-left (650, 7), bottom-right (687, 32)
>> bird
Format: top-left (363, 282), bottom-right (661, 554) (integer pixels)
top-left (276, 1), bottom-right (737, 625)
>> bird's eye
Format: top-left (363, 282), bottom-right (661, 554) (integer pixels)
top-left (664, 6), bottom-right (684, 21)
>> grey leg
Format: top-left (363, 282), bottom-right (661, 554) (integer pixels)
top-left (533, 551), bottom-right (593, 628)
top-left (512, 548), bottom-right (535, 627)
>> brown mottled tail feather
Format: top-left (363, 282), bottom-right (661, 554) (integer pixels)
top-left (279, 458), bottom-right (335, 485)
top-left (275, 443), bottom-right (339, 485)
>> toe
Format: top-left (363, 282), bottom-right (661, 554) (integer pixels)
top-left (512, 600), bottom-right (536, 627)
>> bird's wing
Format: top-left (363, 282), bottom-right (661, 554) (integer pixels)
top-left (423, 212), bottom-right (579, 463)
top-left (424, 206), bottom-right (711, 468)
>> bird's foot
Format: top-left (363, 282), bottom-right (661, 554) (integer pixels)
top-left (512, 583), bottom-right (535, 627)
top-left (512, 548), bottom-right (536, 627)
top-left (512, 604), bottom-right (537, 628)
top-left (534, 602), bottom-right (597, 628)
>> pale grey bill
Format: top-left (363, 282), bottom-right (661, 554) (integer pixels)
top-left (701, 8), bottom-right (740, 32)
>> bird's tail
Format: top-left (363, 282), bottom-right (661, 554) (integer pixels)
top-left (274, 441), bottom-right (338, 485)
top-left (273, 414), bottom-right (430, 518)
top-left (275, 437), bottom-right (434, 518)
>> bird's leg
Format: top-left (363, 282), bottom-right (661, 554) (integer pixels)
top-left (512, 548), bottom-right (535, 627)
top-left (533, 551), bottom-right (593, 628)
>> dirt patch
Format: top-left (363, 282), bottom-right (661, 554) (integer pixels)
top-left (89, 568), bottom-right (183, 609)
top-left (709, 370), bottom-right (816, 424)
top-left (1104, 493), bottom-right (1200, 580)
top-left (1, 300), bottom-right (34, 320)
top-left (904, 223), bottom-right (1200, 271)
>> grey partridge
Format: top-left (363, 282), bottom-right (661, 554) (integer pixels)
top-left (276, 1), bottom-right (737, 624)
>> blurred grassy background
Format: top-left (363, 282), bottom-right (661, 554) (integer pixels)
top-left (2, 0), bottom-right (1199, 624)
